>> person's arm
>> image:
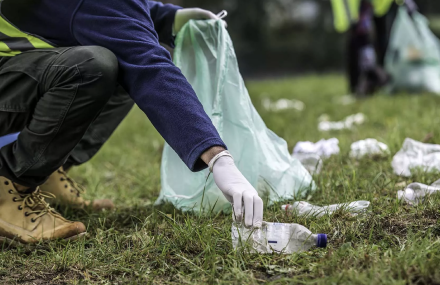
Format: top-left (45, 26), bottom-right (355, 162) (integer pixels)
top-left (148, 1), bottom-right (181, 47)
top-left (72, 0), bottom-right (262, 227)
top-left (73, 0), bottom-right (224, 171)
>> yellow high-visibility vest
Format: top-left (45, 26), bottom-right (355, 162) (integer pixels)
top-left (330, 0), bottom-right (401, 33)
top-left (0, 12), bottom-right (53, 57)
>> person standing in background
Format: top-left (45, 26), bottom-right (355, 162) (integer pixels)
top-left (330, 0), bottom-right (417, 96)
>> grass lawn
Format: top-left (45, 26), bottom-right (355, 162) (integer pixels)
top-left (3, 75), bottom-right (440, 284)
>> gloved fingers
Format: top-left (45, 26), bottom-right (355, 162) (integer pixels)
top-left (232, 192), bottom-right (243, 223)
top-left (253, 196), bottom-right (264, 228)
top-left (196, 9), bottom-right (218, 20)
top-left (243, 191), bottom-right (254, 227)
top-left (174, 8), bottom-right (219, 34)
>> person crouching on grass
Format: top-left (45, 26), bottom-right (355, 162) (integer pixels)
top-left (0, 0), bottom-right (263, 245)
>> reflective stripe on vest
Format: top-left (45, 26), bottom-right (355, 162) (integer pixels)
top-left (331, 0), bottom-right (397, 33)
top-left (0, 2), bottom-right (53, 57)
top-left (331, 0), bottom-right (361, 33)
top-left (373, 0), bottom-right (398, 17)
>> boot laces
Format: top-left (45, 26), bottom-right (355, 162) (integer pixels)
top-left (16, 189), bottom-right (64, 222)
top-left (58, 169), bottom-right (86, 196)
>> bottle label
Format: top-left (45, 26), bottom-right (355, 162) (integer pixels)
top-left (266, 223), bottom-right (290, 253)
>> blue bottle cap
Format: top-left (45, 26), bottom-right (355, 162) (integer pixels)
top-left (316, 234), bottom-right (327, 248)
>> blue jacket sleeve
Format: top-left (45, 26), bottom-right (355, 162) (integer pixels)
top-left (148, 1), bottom-right (181, 47)
top-left (73, 0), bottom-right (226, 171)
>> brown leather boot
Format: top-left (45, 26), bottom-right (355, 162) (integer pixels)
top-left (0, 176), bottom-right (86, 245)
top-left (40, 167), bottom-right (114, 211)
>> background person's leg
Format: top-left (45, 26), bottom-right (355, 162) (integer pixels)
top-left (374, 3), bottom-right (399, 67)
top-left (64, 86), bottom-right (134, 170)
top-left (347, 28), bottom-right (362, 93)
top-left (347, 1), bottom-right (374, 93)
top-left (0, 46), bottom-right (118, 187)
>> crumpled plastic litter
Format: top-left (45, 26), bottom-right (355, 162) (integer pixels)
top-left (392, 138), bottom-right (440, 177)
top-left (281, 200), bottom-right (370, 217)
top-left (397, 181), bottom-right (440, 205)
top-left (293, 138), bottom-right (340, 158)
top-left (349, 139), bottom-right (390, 159)
top-left (318, 113), bottom-right (366, 131)
top-left (291, 138), bottom-right (339, 174)
top-left (262, 98), bottom-right (305, 112)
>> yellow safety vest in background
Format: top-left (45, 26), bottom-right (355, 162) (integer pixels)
top-left (0, 13), bottom-right (53, 57)
top-left (330, 0), bottom-right (401, 33)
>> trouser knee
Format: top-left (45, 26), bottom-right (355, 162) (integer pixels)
top-left (55, 46), bottom-right (119, 105)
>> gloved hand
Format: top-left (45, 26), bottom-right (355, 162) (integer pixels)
top-left (212, 155), bottom-right (263, 228)
top-left (174, 8), bottom-right (223, 35)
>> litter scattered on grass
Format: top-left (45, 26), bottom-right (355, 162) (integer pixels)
top-left (318, 113), bottom-right (366, 131)
top-left (281, 201), bottom-right (370, 217)
top-left (262, 98), bottom-right (305, 112)
top-left (292, 138), bottom-right (339, 174)
top-left (397, 180), bottom-right (440, 205)
top-left (349, 138), bottom-right (389, 159)
top-left (293, 138), bottom-right (340, 158)
top-left (392, 138), bottom-right (440, 177)
top-left (231, 221), bottom-right (327, 254)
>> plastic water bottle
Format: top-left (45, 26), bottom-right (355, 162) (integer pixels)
top-left (281, 201), bottom-right (370, 218)
top-left (231, 222), bottom-right (327, 254)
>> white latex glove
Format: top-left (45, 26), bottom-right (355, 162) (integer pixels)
top-left (212, 156), bottom-right (263, 228)
top-left (174, 8), bottom-right (224, 35)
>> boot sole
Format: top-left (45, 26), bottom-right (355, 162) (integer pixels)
top-left (0, 232), bottom-right (87, 249)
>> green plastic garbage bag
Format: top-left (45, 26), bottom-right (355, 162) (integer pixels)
top-left (155, 20), bottom-right (315, 213)
top-left (385, 7), bottom-right (440, 94)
